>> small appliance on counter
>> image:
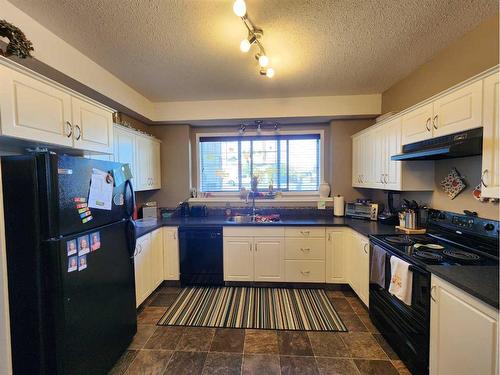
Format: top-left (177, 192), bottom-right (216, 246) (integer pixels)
top-left (190, 205), bottom-right (208, 217)
top-left (345, 199), bottom-right (380, 220)
top-left (177, 201), bottom-right (190, 217)
top-left (141, 201), bottom-right (158, 219)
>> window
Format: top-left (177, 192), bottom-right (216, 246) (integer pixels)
top-left (199, 133), bottom-right (321, 192)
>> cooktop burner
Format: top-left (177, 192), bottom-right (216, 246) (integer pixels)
top-left (413, 250), bottom-right (443, 263)
top-left (443, 249), bottom-right (481, 263)
top-left (384, 236), bottom-right (414, 245)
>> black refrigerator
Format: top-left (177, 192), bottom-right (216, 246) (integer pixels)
top-left (2, 152), bottom-right (137, 375)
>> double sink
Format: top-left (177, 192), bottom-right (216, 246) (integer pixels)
top-left (226, 214), bottom-right (281, 223)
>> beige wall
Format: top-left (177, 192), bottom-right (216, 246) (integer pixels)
top-left (382, 13), bottom-right (499, 114)
top-left (136, 119), bottom-right (372, 209)
top-left (379, 13), bottom-right (499, 220)
top-left (137, 124), bottom-right (192, 208)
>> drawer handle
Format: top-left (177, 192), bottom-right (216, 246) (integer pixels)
top-left (300, 248), bottom-right (311, 252)
top-left (300, 231), bottom-right (310, 236)
top-left (300, 270), bottom-right (310, 275)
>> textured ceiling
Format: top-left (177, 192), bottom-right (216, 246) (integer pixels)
top-left (7, 0), bottom-right (498, 102)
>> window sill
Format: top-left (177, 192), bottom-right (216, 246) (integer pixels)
top-left (188, 196), bottom-right (333, 203)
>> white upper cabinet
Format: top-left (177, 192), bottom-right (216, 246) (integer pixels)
top-left (401, 103), bottom-right (434, 145)
top-left (352, 116), bottom-right (433, 191)
top-left (135, 134), bottom-right (162, 191)
top-left (432, 80), bottom-right (483, 137)
top-left (71, 97), bottom-right (113, 153)
top-left (113, 125), bottom-right (137, 187)
top-left (481, 73), bottom-right (500, 199)
top-left (402, 80), bottom-right (483, 145)
top-left (0, 64), bottom-right (73, 147)
top-left (0, 62), bottom-right (114, 152)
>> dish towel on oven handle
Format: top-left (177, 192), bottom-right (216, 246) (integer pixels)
top-left (370, 245), bottom-right (386, 288)
top-left (388, 256), bottom-right (413, 305)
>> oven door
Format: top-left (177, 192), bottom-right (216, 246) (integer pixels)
top-left (369, 241), bottom-right (430, 375)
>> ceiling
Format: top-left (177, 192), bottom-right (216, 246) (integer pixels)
top-left (8, 0), bottom-right (498, 102)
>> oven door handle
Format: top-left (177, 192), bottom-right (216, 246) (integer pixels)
top-left (408, 265), bottom-right (428, 276)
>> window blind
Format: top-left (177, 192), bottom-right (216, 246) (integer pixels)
top-left (199, 134), bottom-right (321, 192)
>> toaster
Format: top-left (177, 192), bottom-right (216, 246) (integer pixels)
top-left (345, 201), bottom-right (379, 221)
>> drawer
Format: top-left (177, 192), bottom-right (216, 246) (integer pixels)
top-left (285, 260), bottom-right (325, 283)
top-left (223, 226), bottom-right (285, 237)
top-left (285, 227), bottom-right (325, 238)
top-left (285, 238), bottom-right (325, 260)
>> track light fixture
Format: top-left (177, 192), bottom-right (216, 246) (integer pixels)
top-left (237, 121), bottom-right (280, 135)
top-left (233, 0), bottom-right (275, 78)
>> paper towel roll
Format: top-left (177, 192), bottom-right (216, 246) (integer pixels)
top-left (333, 195), bottom-right (345, 216)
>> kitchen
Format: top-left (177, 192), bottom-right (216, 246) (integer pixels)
top-left (0, 1), bottom-right (498, 375)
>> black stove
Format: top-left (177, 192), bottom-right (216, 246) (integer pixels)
top-left (368, 210), bottom-right (499, 375)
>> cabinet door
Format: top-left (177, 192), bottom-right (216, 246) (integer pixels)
top-left (481, 73), bottom-right (500, 199)
top-left (150, 140), bottom-right (162, 189)
top-left (151, 229), bottom-right (164, 289)
top-left (384, 118), bottom-right (402, 190)
top-left (433, 80), bottom-right (483, 137)
top-left (0, 65), bottom-right (73, 146)
top-left (113, 126), bottom-right (137, 188)
top-left (71, 97), bottom-right (113, 153)
top-left (134, 234), bottom-right (151, 307)
top-left (401, 103), bottom-right (433, 145)
top-left (135, 135), bottom-right (152, 191)
top-left (358, 237), bottom-right (370, 307)
top-left (223, 237), bottom-right (254, 281)
top-left (325, 230), bottom-right (346, 283)
top-left (352, 135), bottom-right (361, 187)
top-left (254, 237), bottom-right (285, 282)
top-left (163, 228), bottom-right (179, 280)
top-left (430, 276), bottom-right (498, 375)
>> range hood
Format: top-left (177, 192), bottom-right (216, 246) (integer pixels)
top-left (391, 127), bottom-right (483, 161)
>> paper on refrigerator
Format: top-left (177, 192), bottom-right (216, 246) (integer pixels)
top-left (88, 168), bottom-right (113, 210)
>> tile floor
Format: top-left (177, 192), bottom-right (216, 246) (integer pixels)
top-left (108, 287), bottom-right (412, 375)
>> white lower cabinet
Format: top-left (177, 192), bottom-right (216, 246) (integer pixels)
top-left (254, 238), bottom-right (285, 282)
top-left (345, 231), bottom-right (369, 307)
top-left (223, 236), bottom-right (254, 281)
top-left (325, 229), bottom-right (347, 283)
top-left (430, 275), bottom-right (498, 375)
top-left (134, 228), bottom-right (164, 307)
top-left (163, 227), bottom-right (180, 281)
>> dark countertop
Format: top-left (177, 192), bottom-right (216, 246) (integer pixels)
top-left (427, 265), bottom-right (499, 309)
top-left (134, 216), bottom-right (400, 238)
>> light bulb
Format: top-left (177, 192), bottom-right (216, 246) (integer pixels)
top-left (240, 39), bottom-right (251, 53)
top-left (266, 67), bottom-right (275, 78)
top-left (233, 0), bottom-right (246, 17)
top-left (258, 55), bottom-right (269, 67)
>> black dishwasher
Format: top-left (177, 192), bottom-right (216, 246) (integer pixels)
top-left (179, 226), bottom-right (223, 286)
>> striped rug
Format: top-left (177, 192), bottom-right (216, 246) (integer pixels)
top-left (158, 286), bottom-right (347, 331)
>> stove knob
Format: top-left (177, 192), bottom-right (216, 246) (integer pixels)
top-left (484, 223), bottom-right (495, 231)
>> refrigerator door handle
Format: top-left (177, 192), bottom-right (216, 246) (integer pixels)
top-left (126, 219), bottom-right (137, 259)
top-left (125, 179), bottom-right (135, 219)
